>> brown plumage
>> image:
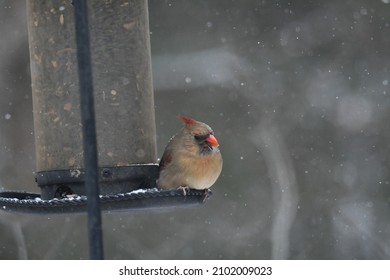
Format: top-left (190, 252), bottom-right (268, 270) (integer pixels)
top-left (157, 116), bottom-right (223, 193)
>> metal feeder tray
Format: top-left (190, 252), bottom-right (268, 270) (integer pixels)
top-left (0, 188), bottom-right (211, 215)
top-left (0, 164), bottom-right (211, 214)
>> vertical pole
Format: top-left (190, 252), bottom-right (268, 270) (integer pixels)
top-left (73, 0), bottom-right (103, 260)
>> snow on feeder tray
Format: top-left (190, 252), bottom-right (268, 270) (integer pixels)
top-left (0, 166), bottom-right (211, 215)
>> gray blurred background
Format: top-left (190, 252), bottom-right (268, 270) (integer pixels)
top-left (0, 0), bottom-right (389, 259)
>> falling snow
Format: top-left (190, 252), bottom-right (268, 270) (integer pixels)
top-left (0, 0), bottom-right (389, 261)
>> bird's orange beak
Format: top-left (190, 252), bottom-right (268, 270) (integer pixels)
top-left (206, 134), bottom-right (220, 147)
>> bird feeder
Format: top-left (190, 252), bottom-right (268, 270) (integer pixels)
top-left (0, 0), bottom-right (209, 215)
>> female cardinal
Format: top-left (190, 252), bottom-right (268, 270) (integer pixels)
top-left (157, 116), bottom-right (223, 195)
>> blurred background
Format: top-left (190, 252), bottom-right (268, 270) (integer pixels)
top-left (0, 0), bottom-right (389, 259)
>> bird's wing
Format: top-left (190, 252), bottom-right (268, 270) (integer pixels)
top-left (159, 150), bottom-right (172, 171)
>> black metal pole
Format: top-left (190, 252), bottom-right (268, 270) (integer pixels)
top-left (73, 0), bottom-right (104, 260)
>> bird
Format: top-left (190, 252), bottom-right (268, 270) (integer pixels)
top-left (157, 115), bottom-right (223, 198)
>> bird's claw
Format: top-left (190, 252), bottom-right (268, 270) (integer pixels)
top-left (202, 189), bottom-right (211, 202)
top-left (177, 186), bottom-right (211, 202)
top-left (177, 186), bottom-right (190, 196)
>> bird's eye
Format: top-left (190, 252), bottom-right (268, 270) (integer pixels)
top-left (194, 134), bottom-right (209, 141)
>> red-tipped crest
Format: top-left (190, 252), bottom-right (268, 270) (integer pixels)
top-left (179, 115), bottom-right (195, 125)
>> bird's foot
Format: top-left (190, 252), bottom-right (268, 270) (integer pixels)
top-left (202, 189), bottom-right (211, 202)
top-left (177, 186), bottom-right (190, 196)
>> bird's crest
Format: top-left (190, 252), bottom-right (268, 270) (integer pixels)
top-left (179, 115), bottom-right (195, 125)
